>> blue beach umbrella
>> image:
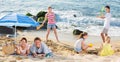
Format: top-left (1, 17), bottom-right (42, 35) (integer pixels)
top-left (0, 13), bottom-right (39, 41)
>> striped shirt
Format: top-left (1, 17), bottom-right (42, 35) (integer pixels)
top-left (46, 12), bottom-right (56, 24)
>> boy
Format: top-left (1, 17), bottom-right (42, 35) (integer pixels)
top-left (30, 37), bottom-right (52, 57)
top-left (97, 5), bottom-right (111, 43)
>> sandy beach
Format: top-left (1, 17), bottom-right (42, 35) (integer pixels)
top-left (0, 30), bottom-right (120, 62)
top-left (0, 0), bottom-right (120, 62)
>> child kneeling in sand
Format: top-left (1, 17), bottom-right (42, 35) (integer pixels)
top-left (16, 37), bottom-right (30, 56)
top-left (74, 32), bottom-right (90, 53)
top-left (30, 37), bottom-right (52, 58)
top-left (99, 36), bottom-right (114, 56)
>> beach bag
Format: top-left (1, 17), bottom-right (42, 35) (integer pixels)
top-left (2, 42), bottom-right (15, 55)
top-left (99, 43), bottom-right (114, 56)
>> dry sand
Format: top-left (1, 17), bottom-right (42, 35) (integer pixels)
top-left (0, 30), bottom-right (120, 62)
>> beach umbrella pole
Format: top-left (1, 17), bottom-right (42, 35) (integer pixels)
top-left (14, 25), bottom-right (17, 41)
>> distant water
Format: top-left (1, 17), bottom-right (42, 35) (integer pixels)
top-left (0, 0), bottom-right (120, 36)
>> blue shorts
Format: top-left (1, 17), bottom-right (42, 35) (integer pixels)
top-left (47, 24), bottom-right (56, 29)
top-left (74, 47), bottom-right (82, 52)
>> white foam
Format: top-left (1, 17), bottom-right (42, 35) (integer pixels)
top-left (56, 15), bottom-right (120, 36)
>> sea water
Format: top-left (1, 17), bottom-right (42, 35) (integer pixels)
top-left (0, 0), bottom-right (120, 36)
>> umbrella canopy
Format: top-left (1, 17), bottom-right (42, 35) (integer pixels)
top-left (0, 13), bottom-right (39, 27)
top-left (0, 13), bottom-right (39, 41)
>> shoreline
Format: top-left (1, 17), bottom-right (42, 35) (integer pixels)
top-left (18, 30), bottom-right (120, 43)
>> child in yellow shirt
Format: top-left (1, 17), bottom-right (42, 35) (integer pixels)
top-left (99, 36), bottom-right (114, 56)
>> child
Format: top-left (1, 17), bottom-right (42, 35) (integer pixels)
top-left (74, 32), bottom-right (90, 53)
top-left (16, 37), bottom-right (30, 56)
top-left (37, 6), bottom-right (59, 42)
top-left (30, 37), bottom-right (52, 58)
top-left (99, 36), bottom-right (114, 56)
top-left (97, 5), bottom-right (112, 43)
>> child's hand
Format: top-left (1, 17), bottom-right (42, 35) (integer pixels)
top-left (41, 24), bottom-right (44, 26)
top-left (36, 24), bottom-right (43, 30)
top-left (38, 54), bottom-right (45, 59)
top-left (33, 53), bottom-right (37, 58)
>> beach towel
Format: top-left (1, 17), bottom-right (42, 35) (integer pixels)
top-left (99, 43), bottom-right (114, 56)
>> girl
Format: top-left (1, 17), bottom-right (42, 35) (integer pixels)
top-left (74, 32), bottom-right (90, 53)
top-left (16, 37), bottom-right (30, 56)
top-left (38, 6), bottom-right (59, 42)
top-left (99, 36), bottom-right (114, 56)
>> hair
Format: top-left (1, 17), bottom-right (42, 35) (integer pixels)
top-left (20, 37), bottom-right (27, 43)
top-left (48, 6), bottom-right (52, 9)
top-left (105, 5), bottom-right (110, 9)
top-left (105, 36), bottom-right (111, 43)
top-left (34, 37), bottom-right (41, 42)
top-left (78, 32), bottom-right (88, 39)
